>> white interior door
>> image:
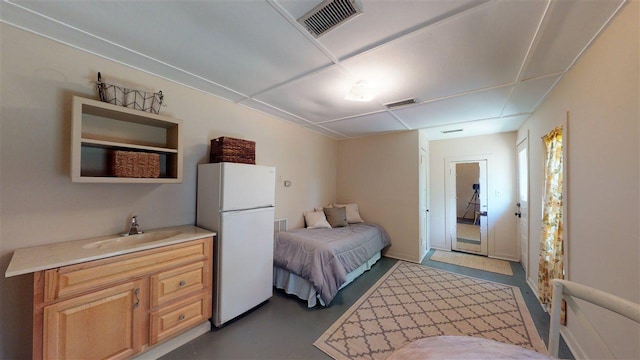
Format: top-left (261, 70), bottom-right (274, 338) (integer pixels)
top-left (516, 138), bottom-right (529, 273)
top-left (419, 148), bottom-right (430, 260)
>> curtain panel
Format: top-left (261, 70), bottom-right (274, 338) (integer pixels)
top-left (538, 126), bottom-right (565, 322)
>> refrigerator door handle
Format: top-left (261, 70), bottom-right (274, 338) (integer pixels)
top-left (222, 205), bottom-right (274, 214)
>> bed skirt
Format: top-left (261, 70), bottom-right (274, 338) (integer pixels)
top-left (273, 252), bottom-right (382, 307)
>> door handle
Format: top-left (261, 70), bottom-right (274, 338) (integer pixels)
top-left (514, 211), bottom-right (521, 218)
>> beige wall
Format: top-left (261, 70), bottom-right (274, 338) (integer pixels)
top-left (429, 132), bottom-right (518, 260)
top-left (517, 1), bottom-right (639, 358)
top-left (337, 131), bottom-right (421, 262)
top-left (0, 25), bottom-right (337, 358)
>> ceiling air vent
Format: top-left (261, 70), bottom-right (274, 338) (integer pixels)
top-left (298, 0), bottom-right (362, 38)
top-left (385, 98), bottom-right (418, 109)
top-left (441, 129), bottom-right (463, 134)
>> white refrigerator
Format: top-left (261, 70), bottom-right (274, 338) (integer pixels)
top-left (196, 162), bottom-right (276, 327)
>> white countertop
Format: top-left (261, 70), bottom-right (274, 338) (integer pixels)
top-left (5, 225), bottom-right (216, 277)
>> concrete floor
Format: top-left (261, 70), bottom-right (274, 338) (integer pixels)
top-left (160, 250), bottom-right (573, 359)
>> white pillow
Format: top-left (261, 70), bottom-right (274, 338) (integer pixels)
top-left (304, 210), bottom-right (332, 229)
top-left (334, 203), bottom-right (364, 223)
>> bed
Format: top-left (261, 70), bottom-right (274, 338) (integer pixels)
top-left (273, 222), bottom-right (391, 307)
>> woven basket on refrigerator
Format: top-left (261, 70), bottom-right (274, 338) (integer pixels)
top-left (209, 137), bottom-right (256, 164)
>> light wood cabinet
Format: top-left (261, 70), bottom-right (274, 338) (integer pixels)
top-left (71, 96), bottom-right (183, 183)
top-left (33, 237), bottom-right (213, 359)
top-left (43, 281), bottom-right (144, 360)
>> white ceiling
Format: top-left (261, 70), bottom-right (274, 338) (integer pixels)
top-left (0, 0), bottom-right (627, 140)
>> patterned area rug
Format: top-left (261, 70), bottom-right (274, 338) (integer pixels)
top-left (430, 250), bottom-right (514, 276)
top-left (314, 262), bottom-right (546, 360)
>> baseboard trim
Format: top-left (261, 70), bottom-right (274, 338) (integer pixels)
top-left (133, 321), bottom-right (210, 359)
top-left (488, 254), bottom-right (519, 262)
top-left (384, 253), bottom-right (420, 263)
top-left (526, 277), bottom-right (538, 298)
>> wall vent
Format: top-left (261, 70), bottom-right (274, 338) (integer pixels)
top-left (385, 98), bottom-right (418, 109)
top-left (297, 0), bottom-right (362, 38)
top-left (274, 218), bottom-right (288, 233)
top-left (441, 129), bottom-right (463, 134)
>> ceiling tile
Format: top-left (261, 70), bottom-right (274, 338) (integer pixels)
top-left (503, 75), bottom-right (562, 116)
top-left (423, 114), bottom-right (529, 140)
top-left (522, 0), bottom-right (625, 79)
top-left (254, 66), bottom-right (386, 123)
top-left (11, 1), bottom-right (334, 95)
top-left (393, 86), bottom-right (513, 129)
top-left (302, 124), bottom-right (349, 139)
top-left (238, 99), bottom-right (312, 126)
top-left (3, 0), bottom-right (624, 140)
top-left (320, 112), bottom-right (407, 138)
top-left (3, 1), bottom-right (250, 102)
top-left (341, 0), bottom-right (547, 105)
top-left (277, 0), bottom-right (486, 60)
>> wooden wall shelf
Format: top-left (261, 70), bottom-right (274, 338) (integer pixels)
top-left (71, 96), bottom-right (183, 183)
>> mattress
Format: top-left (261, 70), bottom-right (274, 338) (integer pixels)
top-left (273, 223), bottom-right (390, 306)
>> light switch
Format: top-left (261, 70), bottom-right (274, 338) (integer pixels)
top-left (284, 180), bottom-right (292, 187)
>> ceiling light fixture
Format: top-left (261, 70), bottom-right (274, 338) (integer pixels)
top-left (344, 80), bottom-right (376, 102)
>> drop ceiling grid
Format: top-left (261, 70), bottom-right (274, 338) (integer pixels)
top-left (501, 75), bottom-right (563, 117)
top-left (423, 114), bottom-right (530, 141)
top-left (253, 65), bottom-right (386, 123)
top-left (520, 0), bottom-right (626, 80)
top-left (339, 0), bottom-right (548, 106)
top-left (11, 0), bottom-right (337, 96)
top-left (0, 0), bottom-right (628, 140)
top-left (294, 0), bottom-right (490, 60)
top-left (237, 98), bottom-right (314, 126)
top-left (392, 86), bottom-right (514, 129)
top-left (319, 111), bottom-right (408, 138)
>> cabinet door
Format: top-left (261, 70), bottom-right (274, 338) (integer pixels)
top-left (43, 281), bottom-right (144, 360)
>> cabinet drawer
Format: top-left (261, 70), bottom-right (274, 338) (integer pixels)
top-left (150, 261), bottom-right (207, 308)
top-left (149, 291), bottom-right (211, 345)
top-left (44, 239), bottom-right (210, 301)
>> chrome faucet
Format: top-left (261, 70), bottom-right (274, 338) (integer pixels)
top-left (127, 215), bottom-right (143, 235)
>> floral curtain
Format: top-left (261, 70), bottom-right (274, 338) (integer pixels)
top-left (538, 126), bottom-right (565, 322)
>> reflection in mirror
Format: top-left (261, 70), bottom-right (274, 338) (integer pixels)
top-left (456, 163), bottom-right (481, 253)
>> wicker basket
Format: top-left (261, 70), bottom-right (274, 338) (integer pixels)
top-left (209, 137), bottom-right (256, 164)
top-left (110, 150), bottom-right (160, 178)
top-left (97, 72), bottom-right (164, 114)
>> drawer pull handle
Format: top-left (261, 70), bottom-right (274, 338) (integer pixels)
top-left (133, 288), bottom-right (140, 309)
top-left (179, 314), bottom-right (185, 321)
top-left (179, 280), bottom-right (186, 287)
